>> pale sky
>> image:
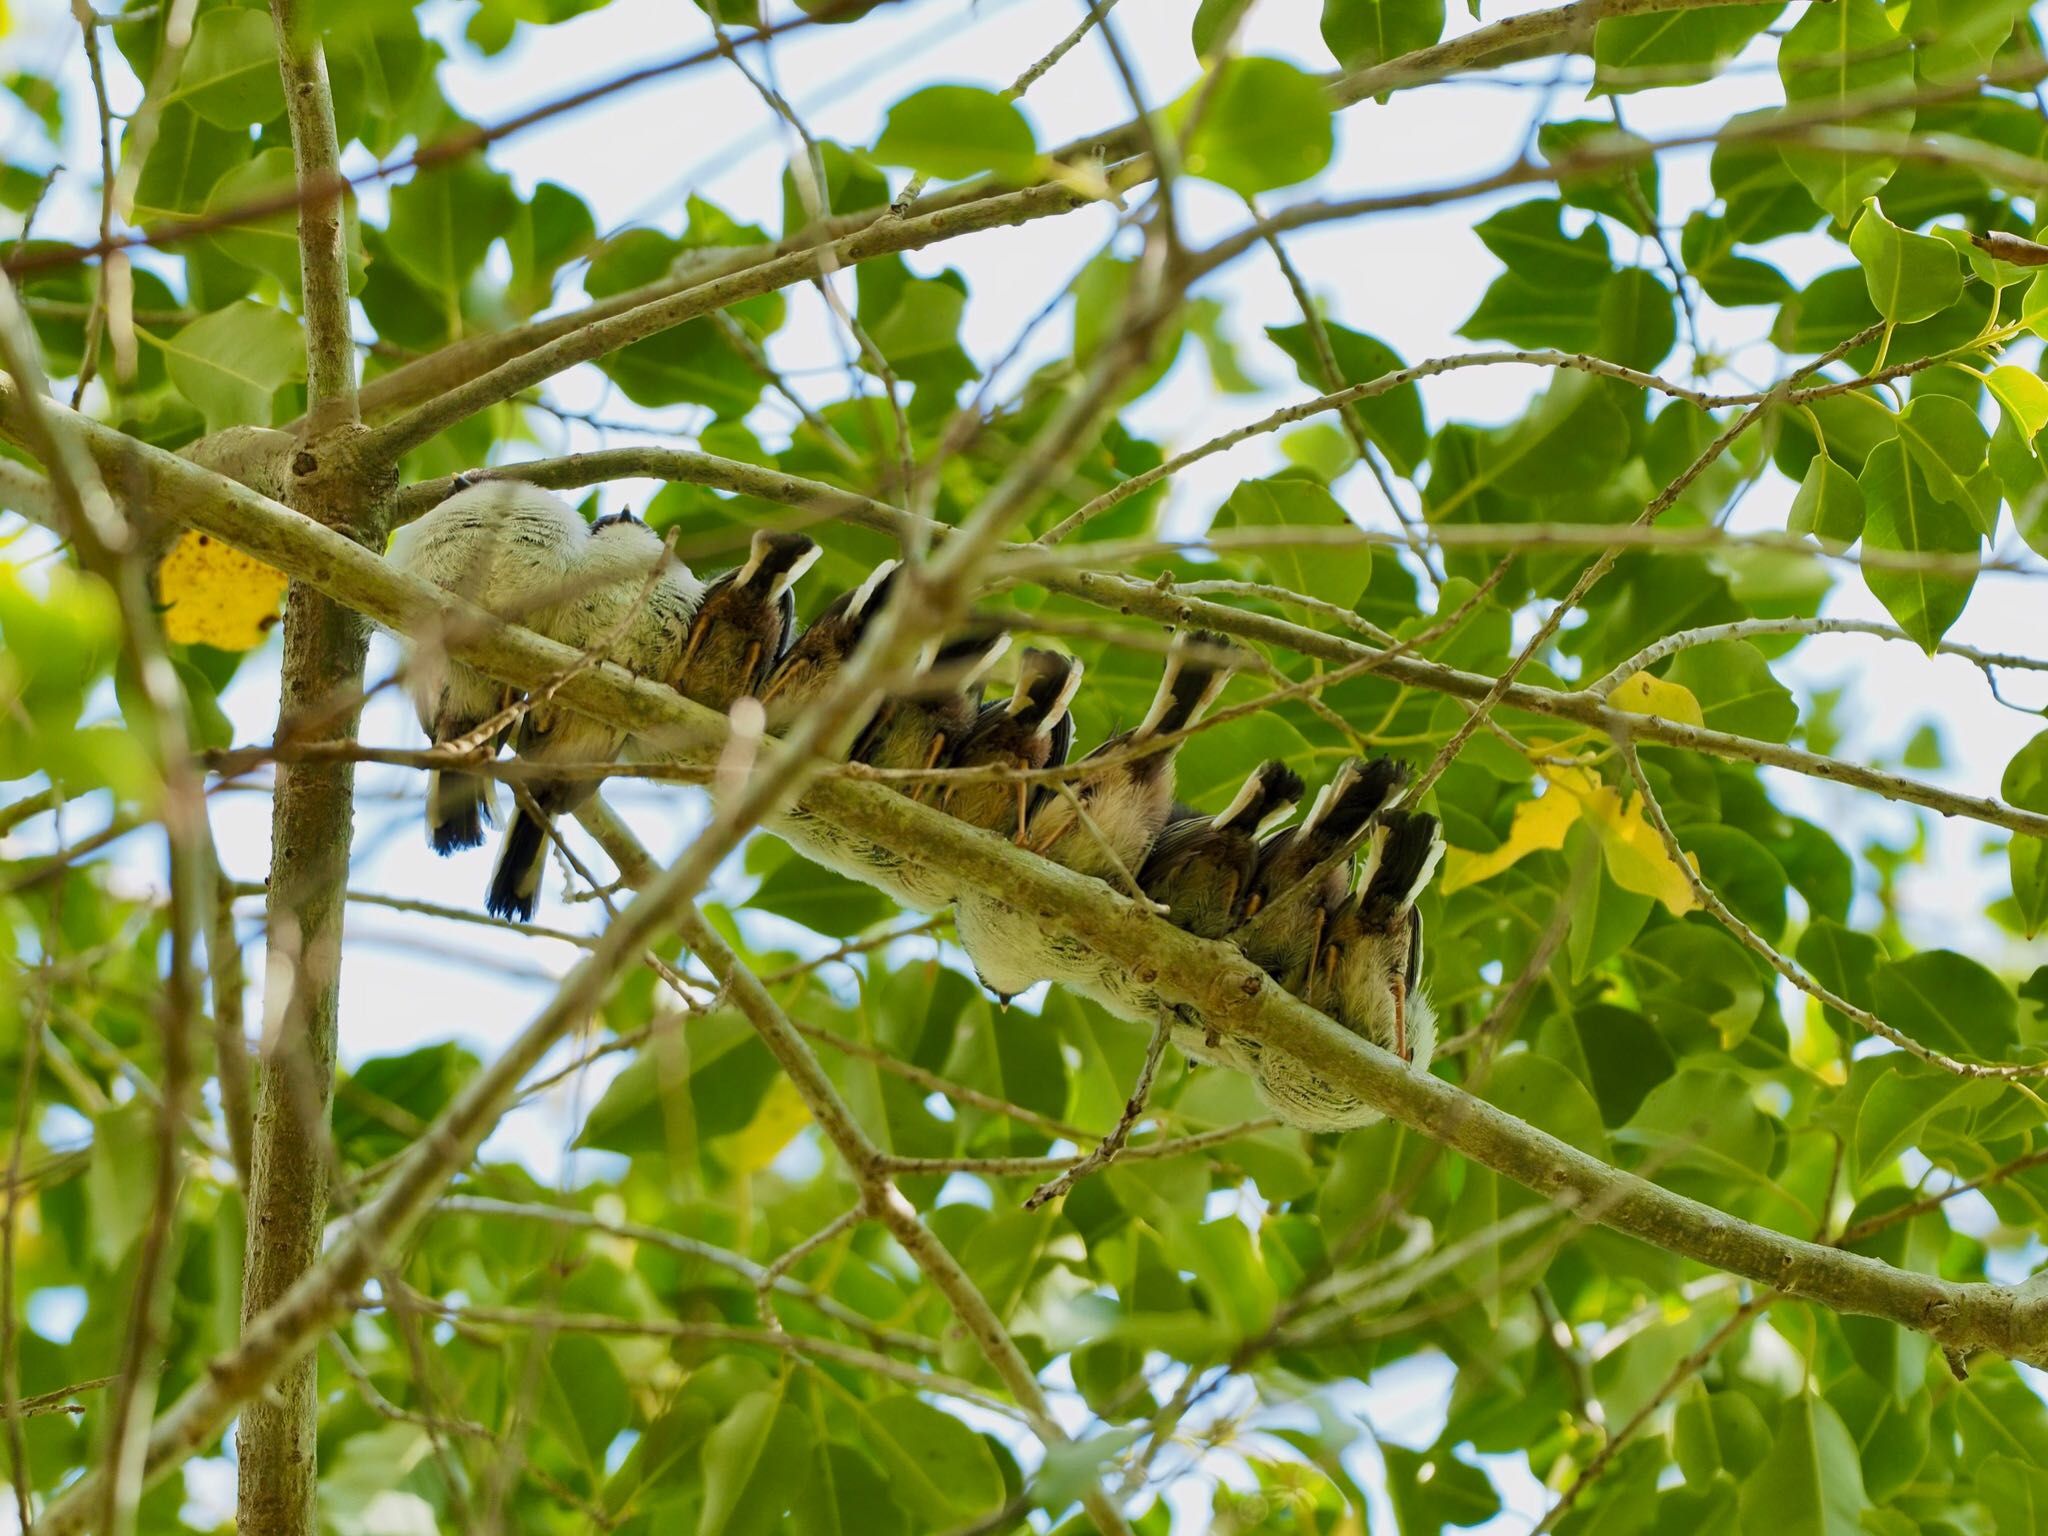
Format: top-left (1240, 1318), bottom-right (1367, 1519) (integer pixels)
top-left (2, 0), bottom-right (2045, 1529)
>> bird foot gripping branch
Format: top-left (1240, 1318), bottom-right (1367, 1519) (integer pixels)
top-left (389, 496), bottom-right (1446, 1130)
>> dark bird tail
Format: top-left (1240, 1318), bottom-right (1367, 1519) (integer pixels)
top-left (427, 769), bottom-right (494, 855)
top-left (1303, 756), bottom-right (1409, 850)
top-left (926, 625), bottom-right (1013, 693)
top-left (1138, 631), bottom-right (1235, 743)
top-left (1008, 648), bottom-right (1085, 734)
top-left (1358, 811), bottom-right (1444, 924)
top-left (486, 808), bottom-right (550, 922)
top-left (1213, 760), bottom-right (1305, 834)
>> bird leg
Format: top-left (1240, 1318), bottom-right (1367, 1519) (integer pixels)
top-left (911, 732), bottom-right (945, 805)
top-left (1392, 973), bottom-right (1409, 1063)
top-left (1012, 780), bottom-right (1029, 844)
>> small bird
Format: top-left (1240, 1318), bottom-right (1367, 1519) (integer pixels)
top-left (1138, 760), bottom-right (1305, 939)
top-left (940, 647), bottom-right (1083, 840)
top-left (849, 623), bottom-right (1014, 776)
top-left (957, 634), bottom-right (1234, 1005)
top-left (1298, 810), bottom-right (1444, 1068)
top-left (1020, 631), bottom-right (1236, 882)
top-left (486, 511), bottom-right (703, 921)
top-left (669, 529), bottom-right (820, 714)
top-left (758, 558), bottom-right (902, 735)
top-left (1231, 755), bottom-right (1409, 990)
top-left (385, 478), bottom-right (589, 855)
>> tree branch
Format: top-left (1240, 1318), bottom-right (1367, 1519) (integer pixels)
top-left (269, 0), bottom-right (358, 431)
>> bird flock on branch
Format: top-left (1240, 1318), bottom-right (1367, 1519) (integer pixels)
top-left (388, 480), bottom-right (1444, 1129)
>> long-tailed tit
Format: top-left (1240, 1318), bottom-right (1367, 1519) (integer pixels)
top-left (486, 511), bottom-right (701, 920)
top-left (385, 479), bottom-right (588, 854)
top-left (1138, 759), bottom-right (1304, 939)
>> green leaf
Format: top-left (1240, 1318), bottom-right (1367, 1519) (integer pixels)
top-left (1736, 1393), bottom-right (1870, 1536)
top-left (203, 149), bottom-right (312, 299)
top-left (1383, 1442), bottom-right (1501, 1531)
top-left (1777, 0), bottom-right (1914, 223)
top-left (791, 1444), bottom-right (909, 1536)
top-left (1598, 267), bottom-right (1677, 370)
top-left (1797, 917), bottom-right (1885, 1037)
top-left (1681, 212), bottom-right (1794, 306)
top-left (1322, 0), bottom-right (1445, 71)
top-left (1217, 475), bottom-right (1372, 610)
top-left (541, 1334), bottom-right (629, 1473)
top-left (747, 841), bottom-right (897, 938)
top-left (2002, 730), bottom-right (2048, 937)
top-left (1896, 393), bottom-right (1996, 534)
top-left (1870, 949), bottom-right (2019, 1059)
top-left (1264, 321), bottom-right (1428, 474)
top-left (130, 102), bottom-right (248, 222)
top-left (161, 302), bottom-right (307, 434)
top-left (1907, 0), bottom-right (2033, 85)
top-left (1178, 57), bottom-right (1334, 196)
top-left (1787, 452), bottom-right (1866, 547)
top-left (1850, 201), bottom-right (1964, 323)
top-left (1540, 119), bottom-right (1660, 232)
top-left (698, 1388), bottom-right (812, 1536)
top-left (386, 153), bottom-right (522, 297)
top-left (1473, 198), bottom-right (1611, 288)
top-left (854, 1397), bottom-right (1004, 1525)
top-left (168, 8), bottom-right (285, 129)
top-left (86, 1102), bottom-right (156, 1270)
top-left (872, 85), bottom-right (1039, 184)
top-left (1857, 436), bottom-right (1979, 651)
top-left (1979, 1453), bottom-right (2048, 1536)
top-left (1665, 641), bottom-right (1797, 742)
top-left (1594, 3), bottom-right (1782, 95)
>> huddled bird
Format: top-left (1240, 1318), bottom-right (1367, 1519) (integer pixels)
top-left (1231, 754), bottom-right (1410, 992)
top-left (850, 623), bottom-right (1014, 777)
top-left (486, 510), bottom-right (702, 921)
top-left (940, 646), bottom-right (1083, 840)
top-left (386, 478), bottom-right (591, 855)
top-left (1139, 759), bottom-right (1304, 939)
top-left (758, 558), bottom-right (903, 734)
top-left (957, 632), bottom-right (1235, 1004)
top-left (669, 528), bottom-right (820, 713)
top-left (395, 495), bottom-right (1453, 1123)
top-left (1019, 630), bottom-right (1236, 880)
top-left (1297, 809), bottom-right (1444, 1068)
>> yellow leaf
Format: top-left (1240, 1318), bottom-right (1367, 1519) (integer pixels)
top-left (1441, 783), bottom-right (1582, 894)
top-left (156, 530), bottom-right (288, 650)
top-left (724, 1074), bottom-right (813, 1174)
top-left (1542, 767), bottom-right (1698, 916)
top-left (1609, 672), bottom-right (1705, 728)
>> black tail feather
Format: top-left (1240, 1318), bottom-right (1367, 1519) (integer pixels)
top-left (1360, 811), bottom-right (1444, 923)
top-left (1012, 649), bottom-right (1082, 732)
top-left (1147, 631), bottom-right (1234, 740)
top-left (427, 770), bottom-right (494, 855)
top-left (1315, 757), bottom-right (1409, 847)
top-left (486, 809), bottom-right (550, 922)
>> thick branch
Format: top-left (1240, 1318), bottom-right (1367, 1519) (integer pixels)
top-left (269, 0), bottom-right (356, 431)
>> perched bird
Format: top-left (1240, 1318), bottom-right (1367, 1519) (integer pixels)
top-left (1138, 760), bottom-right (1304, 939)
top-left (940, 647), bottom-right (1083, 840)
top-left (849, 624), bottom-right (1014, 776)
top-left (1298, 810), bottom-right (1444, 1067)
top-left (956, 634), bottom-right (1233, 1005)
top-left (1231, 755), bottom-right (1409, 990)
top-left (669, 529), bottom-right (820, 713)
top-left (386, 478), bottom-right (589, 855)
top-left (1020, 631), bottom-right (1236, 881)
top-left (486, 512), bottom-right (702, 921)
top-left (758, 559), bottom-right (902, 735)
